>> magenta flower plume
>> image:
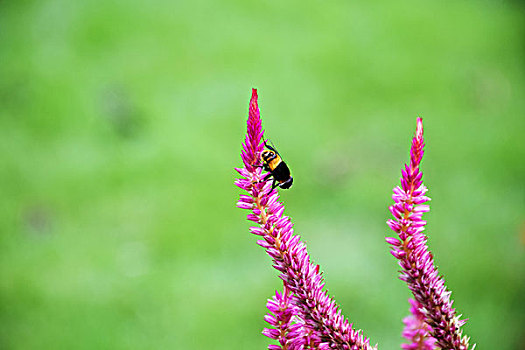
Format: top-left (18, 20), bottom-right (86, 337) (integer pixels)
top-left (401, 298), bottom-right (437, 350)
top-left (386, 118), bottom-right (473, 349)
top-left (235, 89), bottom-right (375, 350)
top-left (263, 287), bottom-right (309, 350)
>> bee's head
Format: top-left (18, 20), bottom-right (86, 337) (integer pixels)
top-left (261, 150), bottom-right (276, 162)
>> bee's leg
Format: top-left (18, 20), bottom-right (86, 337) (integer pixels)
top-left (263, 172), bottom-right (273, 181)
top-left (257, 173), bottom-right (272, 183)
top-left (251, 162), bottom-right (270, 171)
top-left (264, 179), bottom-right (280, 195)
top-left (254, 172), bottom-right (273, 185)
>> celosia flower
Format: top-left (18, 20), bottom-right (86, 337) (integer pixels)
top-left (263, 287), bottom-right (307, 350)
top-left (401, 298), bottom-right (437, 350)
top-left (235, 89), bottom-right (375, 350)
top-left (386, 118), bottom-right (474, 349)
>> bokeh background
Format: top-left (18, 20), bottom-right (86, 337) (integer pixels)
top-left (1, 0), bottom-right (524, 349)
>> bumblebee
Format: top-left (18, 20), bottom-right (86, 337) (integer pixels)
top-left (259, 140), bottom-right (293, 190)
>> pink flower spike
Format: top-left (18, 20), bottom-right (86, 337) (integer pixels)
top-left (386, 118), bottom-right (474, 350)
top-left (262, 287), bottom-right (307, 350)
top-left (236, 89), bottom-right (376, 350)
top-left (401, 298), bottom-right (437, 350)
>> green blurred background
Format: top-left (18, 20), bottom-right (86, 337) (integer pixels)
top-left (1, 0), bottom-right (524, 349)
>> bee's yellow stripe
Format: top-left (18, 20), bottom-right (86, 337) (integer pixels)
top-left (268, 157), bottom-right (281, 171)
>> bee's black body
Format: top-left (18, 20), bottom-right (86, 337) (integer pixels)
top-left (259, 140), bottom-right (293, 190)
